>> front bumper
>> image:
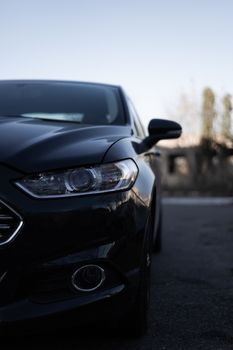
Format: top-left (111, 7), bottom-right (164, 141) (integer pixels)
top-left (0, 164), bottom-right (149, 327)
top-left (0, 248), bottom-right (140, 328)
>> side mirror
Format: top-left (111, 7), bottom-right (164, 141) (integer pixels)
top-left (144, 118), bottom-right (182, 148)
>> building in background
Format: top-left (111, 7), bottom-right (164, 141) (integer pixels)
top-left (160, 89), bottom-right (233, 196)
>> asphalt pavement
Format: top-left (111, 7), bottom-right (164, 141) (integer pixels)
top-left (2, 202), bottom-right (233, 350)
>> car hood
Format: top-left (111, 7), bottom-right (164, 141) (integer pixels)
top-left (0, 117), bottom-right (131, 173)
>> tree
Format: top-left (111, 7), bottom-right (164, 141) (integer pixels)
top-left (221, 94), bottom-right (232, 142)
top-left (201, 87), bottom-right (216, 143)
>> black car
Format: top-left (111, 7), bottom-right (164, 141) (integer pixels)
top-left (0, 80), bottom-right (181, 335)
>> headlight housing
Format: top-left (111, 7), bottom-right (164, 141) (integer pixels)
top-left (15, 159), bottom-right (138, 198)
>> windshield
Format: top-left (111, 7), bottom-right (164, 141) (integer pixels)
top-left (0, 82), bottom-right (125, 125)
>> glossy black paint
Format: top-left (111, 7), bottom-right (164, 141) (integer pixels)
top-left (0, 118), bottom-right (131, 173)
top-left (0, 80), bottom-right (180, 329)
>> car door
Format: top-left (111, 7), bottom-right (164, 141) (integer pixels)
top-left (127, 98), bottom-right (162, 232)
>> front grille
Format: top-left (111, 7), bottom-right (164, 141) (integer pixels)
top-left (18, 267), bottom-right (76, 303)
top-left (0, 200), bottom-right (23, 245)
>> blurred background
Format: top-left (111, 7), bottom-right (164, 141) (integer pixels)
top-left (0, 0), bottom-right (232, 196)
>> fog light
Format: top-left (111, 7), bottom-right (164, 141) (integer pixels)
top-left (71, 265), bottom-right (105, 292)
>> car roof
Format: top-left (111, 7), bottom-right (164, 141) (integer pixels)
top-left (0, 79), bottom-right (121, 90)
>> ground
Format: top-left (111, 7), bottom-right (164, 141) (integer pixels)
top-left (2, 202), bottom-right (233, 349)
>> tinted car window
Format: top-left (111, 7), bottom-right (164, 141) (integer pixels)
top-left (0, 82), bottom-right (125, 125)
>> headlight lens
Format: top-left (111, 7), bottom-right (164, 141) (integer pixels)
top-left (15, 159), bottom-right (138, 198)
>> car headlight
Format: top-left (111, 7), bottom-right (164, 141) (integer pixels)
top-left (15, 159), bottom-right (138, 198)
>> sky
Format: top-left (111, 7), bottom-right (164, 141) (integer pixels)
top-left (0, 0), bottom-right (232, 131)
